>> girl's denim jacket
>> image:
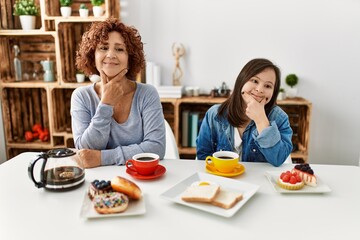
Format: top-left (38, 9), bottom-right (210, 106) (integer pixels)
top-left (196, 104), bottom-right (293, 167)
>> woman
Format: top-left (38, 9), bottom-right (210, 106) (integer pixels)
top-left (71, 18), bottom-right (165, 168)
top-left (196, 58), bottom-right (292, 166)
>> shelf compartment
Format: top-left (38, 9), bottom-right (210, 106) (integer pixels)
top-left (0, 35), bottom-right (56, 83)
top-left (1, 87), bottom-right (49, 144)
top-left (0, 0), bottom-right (42, 30)
top-left (278, 103), bottom-right (311, 155)
top-left (7, 147), bottom-right (47, 160)
top-left (57, 22), bottom-right (91, 83)
top-left (43, 0), bottom-right (119, 18)
top-left (51, 88), bottom-right (73, 133)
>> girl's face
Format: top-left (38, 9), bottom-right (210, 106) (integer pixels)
top-left (241, 68), bottom-right (276, 104)
top-left (95, 31), bottom-right (128, 78)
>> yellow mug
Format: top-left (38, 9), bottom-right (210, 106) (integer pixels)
top-left (205, 151), bottom-right (239, 173)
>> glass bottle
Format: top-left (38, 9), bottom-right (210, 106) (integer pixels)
top-left (13, 45), bottom-right (22, 81)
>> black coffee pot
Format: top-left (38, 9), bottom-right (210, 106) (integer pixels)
top-left (28, 148), bottom-right (85, 191)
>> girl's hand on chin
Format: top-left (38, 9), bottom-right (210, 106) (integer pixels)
top-left (242, 91), bottom-right (267, 122)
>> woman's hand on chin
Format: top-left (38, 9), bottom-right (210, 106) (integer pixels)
top-left (100, 68), bottom-right (128, 106)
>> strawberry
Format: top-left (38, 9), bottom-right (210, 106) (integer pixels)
top-left (290, 176), bottom-right (297, 184)
top-left (282, 175), bottom-right (290, 182)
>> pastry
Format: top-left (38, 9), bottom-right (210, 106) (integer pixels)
top-left (111, 176), bottom-right (142, 200)
top-left (277, 171), bottom-right (304, 190)
top-left (292, 164), bottom-right (317, 187)
top-left (88, 179), bottom-right (113, 200)
top-left (93, 192), bottom-right (129, 214)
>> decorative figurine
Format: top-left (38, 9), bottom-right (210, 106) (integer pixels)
top-left (172, 42), bottom-right (185, 86)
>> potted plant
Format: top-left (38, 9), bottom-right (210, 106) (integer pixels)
top-left (13, 0), bottom-right (40, 30)
top-left (76, 71), bottom-right (85, 83)
top-left (91, 0), bottom-right (104, 17)
top-left (277, 88), bottom-right (285, 100)
top-left (285, 73), bottom-right (298, 98)
top-left (60, 0), bottom-right (72, 18)
top-left (79, 4), bottom-right (89, 18)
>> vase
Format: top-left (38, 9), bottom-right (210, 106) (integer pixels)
top-left (277, 92), bottom-right (285, 101)
top-left (76, 74), bottom-right (85, 83)
top-left (19, 15), bottom-right (36, 30)
top-left (60, 6), bottom-right (72, 18)
top-left (79, 9), bottom-right (89, 18)
top-left (286, 88), bottom-right (298, 98)
top-left (92, 6), bottom-right (104, 17)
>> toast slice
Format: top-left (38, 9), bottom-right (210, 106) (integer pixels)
top-left (211, 189), bottom-right (243, 209)
top-left (181, 185), bottom-right (220, 203)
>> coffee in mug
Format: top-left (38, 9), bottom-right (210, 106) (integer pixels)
top-left (126, 153), bottom-right (160, 175)
top-left (205, 151), bottom-right (239, 173)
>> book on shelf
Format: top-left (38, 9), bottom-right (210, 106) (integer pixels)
top-left (182, 110), bottom-right (190, 147)
top-left (157, 86), bottom-right (183, 98)
top-left (181, 111), bottom-right (205, 148)
top-left (188, 112), bottom-right (199, 147)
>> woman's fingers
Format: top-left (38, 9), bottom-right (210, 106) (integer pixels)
top-left (100, 70), bottom-right (108, 85)
top-left (111, 68), bottom-right (128, 82)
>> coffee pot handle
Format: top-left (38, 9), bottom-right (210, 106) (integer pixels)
top-left (28, 153), bottom-right (48, 188)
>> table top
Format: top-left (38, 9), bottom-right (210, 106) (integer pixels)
top-left (1, 152), bottom-right (359, 240)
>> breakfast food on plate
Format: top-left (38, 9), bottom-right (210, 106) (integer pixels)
top-left (181, 184), bottom-right (220, 203)
top-left (277, 171), bottom-right (304, 190)
top-left (93, 192), bottom-right (129, 214)
top-left (292, 164), bottom-right (317, 187)
top-left (111, 176), bottom-right (142, 200)
top-left (211, 190), bottom-right (243, 209)
top-left (182, 181), bottom-right (243, 209)
top-left (88, 179), bottom-right (113, 200)
top-left (191, 181), bottom-right (219, 187)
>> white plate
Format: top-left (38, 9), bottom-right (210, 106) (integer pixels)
top-left (80, 191), bottom-right (146, 219)
top-left (265, 171), bottom-right (332, 193)
top-left (160, 172), bottom-right (259, 218)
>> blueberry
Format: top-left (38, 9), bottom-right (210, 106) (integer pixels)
top-left (307, 169), bottom-right (314, 175)
top-left (295, 165), bottom-right (301, 170)
top-left (93, 179), bottom-right (99, 184)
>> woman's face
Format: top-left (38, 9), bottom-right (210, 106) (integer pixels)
top-left (241, 68), bottom-right (276, 104)
top-left (95, 31), bottom-right (128, 78)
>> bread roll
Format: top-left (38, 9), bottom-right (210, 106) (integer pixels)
top-left (111, 176), bottom-right (142, 200)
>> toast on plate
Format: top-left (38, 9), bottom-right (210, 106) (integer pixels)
top-left (211, 189), bottom-right (243, 209)
top-left (181, 185), bottom-right (220, 203)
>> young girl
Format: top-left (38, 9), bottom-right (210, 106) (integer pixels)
top-left (196, 58), bottom-right (292, 166)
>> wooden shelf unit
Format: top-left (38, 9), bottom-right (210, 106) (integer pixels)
top-left (161, 96), bottom-right (312, 163)
top-left (0, 0), bottom-right (120, 159)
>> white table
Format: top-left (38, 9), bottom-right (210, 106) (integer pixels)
top-left (1, 152), bottom-right (359, 240)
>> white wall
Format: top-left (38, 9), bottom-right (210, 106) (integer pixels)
top-left (122, 0), bottom-right (360, 166)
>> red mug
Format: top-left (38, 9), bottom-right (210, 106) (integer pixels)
top-left (125, 153), bottom-right (160, 176)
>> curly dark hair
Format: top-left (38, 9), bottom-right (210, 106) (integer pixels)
top-left (75, 18), bottom-right (145, 80)
top-left (218, 58), bottom-right (281, 127)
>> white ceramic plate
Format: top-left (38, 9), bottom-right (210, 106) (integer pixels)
top-left (80, 191), bottom-right (146, 219)
top-left (265, 171), bottom-right (332, 193)
top-left (160, 172), bottom-right (259, 218)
